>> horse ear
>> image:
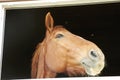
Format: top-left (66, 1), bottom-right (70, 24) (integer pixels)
top-left (45, 12), bottom-right (54, 33)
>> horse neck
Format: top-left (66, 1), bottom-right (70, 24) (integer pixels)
top-left (37, 33), bottom-right (57, 78)
top-left (40, 64), bottom-right (56, 78)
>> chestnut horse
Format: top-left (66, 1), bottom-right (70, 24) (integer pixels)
top-left (31, 12), bottom-right (105, 78)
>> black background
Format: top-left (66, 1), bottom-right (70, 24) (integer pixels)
top-left (1, 2), bottom-right (120, 79)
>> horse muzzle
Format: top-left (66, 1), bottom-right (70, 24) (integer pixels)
top-left (80, 49), bottom-right (105, 76)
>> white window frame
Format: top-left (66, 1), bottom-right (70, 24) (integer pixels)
top-left (0, 0), bottom-right (120, 80)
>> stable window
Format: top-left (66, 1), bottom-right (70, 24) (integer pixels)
top-left (0, 0), bottom-right (120, 80)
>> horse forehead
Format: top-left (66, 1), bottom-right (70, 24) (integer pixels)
top-left (51, 26), bottom-right (98, 46)
top-left (52, 27), bottom-right (95, 48)
top-left (53, 26), bottom-right (68, 32)
top-left (52, 27), bottom-right (88, 41)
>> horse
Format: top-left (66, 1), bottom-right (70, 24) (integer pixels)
top-left (31, 12), bottom-right (105, 78)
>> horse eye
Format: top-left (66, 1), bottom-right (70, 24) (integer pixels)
top-left (55, 34), bottom-right (64, 38)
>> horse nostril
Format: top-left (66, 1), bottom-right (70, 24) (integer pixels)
top-left (90, 51), bottom-right (97, 58)
top-left (89, 50), bottom-right (99, 61)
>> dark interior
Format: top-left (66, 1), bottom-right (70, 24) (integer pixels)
top-left (1, 2), bottom-right (120, 79)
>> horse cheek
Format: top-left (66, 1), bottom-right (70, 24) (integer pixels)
top-left (45, 53), bottom-right (66, 73)
top-left (45, 43), bottom-right (67, 73)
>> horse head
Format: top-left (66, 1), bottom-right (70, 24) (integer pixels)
top-left (31, 12), bottom-right (105, 78)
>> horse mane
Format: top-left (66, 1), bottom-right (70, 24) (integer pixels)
top-left (31, 12), bottom-right (56, 78)
top-left (31, 43), bottom-right (42, 78)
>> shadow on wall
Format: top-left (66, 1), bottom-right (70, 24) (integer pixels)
top-left (1, 2), bottom-right (120, 79)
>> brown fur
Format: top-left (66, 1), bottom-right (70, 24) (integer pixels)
top-left (31, 12), bottom-right (105, 78)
